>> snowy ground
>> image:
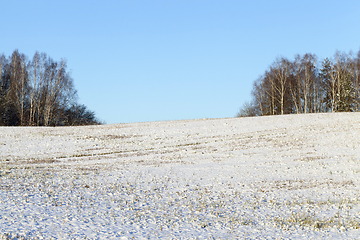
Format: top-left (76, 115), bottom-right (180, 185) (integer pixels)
top-left (1, 112), bottom-right (360, 239)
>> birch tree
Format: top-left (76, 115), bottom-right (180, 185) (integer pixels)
top-left (251, 77), bottom-right (265, 116)
top-left (0, 54), bottom-right (6, 125)
top-left (8, 50), bottom-right (30, 125)
top-left (29, 52), bottom-right (39, 125)
top-left (271, 58), bottom-right (291, 115)
top-left (301, 54), bottom-right (317, 113)
top-left (43, 58), bottom-right (76, 126)
top-left (238, 50), bottom-right (360, 117)
top-left (0, 50), bottom-right (99, 126)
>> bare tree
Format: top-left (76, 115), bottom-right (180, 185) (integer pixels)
top-left (0, 54), bottom-right (6, 125)
top-left (0, 50), bottom-right (99, 126)
top-left (18, 53), bottom-right (29, 125)
top-left (287, 60), bottom-right (301, 114)
top-left (43, 58), bottom-right (76, 126)
top-left (271, 57), bottom-right (291, 115)
top-left (292, 54), bottom-right (304, 113)
top-left (29, 52), bottom-right (39, 125)
top-left (263, 70), bottom-right (278, 115)
top-left (239, 50), bottom-right (360, 117)
top-left (35, 53), bottom-right (47, 125)
top-left (251, 77), bottom-right (265, 116)
top-left (301, 54), bottom-right (317, 113)
top-left (8, 50), bottom-right (30, 125)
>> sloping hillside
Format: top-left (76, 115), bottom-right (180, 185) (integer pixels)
top-left (1, 113), bottom-right (360, 239)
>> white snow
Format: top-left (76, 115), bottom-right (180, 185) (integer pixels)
top-left (1, 112), bottom-right (360, 239)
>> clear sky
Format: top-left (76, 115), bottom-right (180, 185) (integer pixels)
top-left (2, 0), bottom-right (360, 124)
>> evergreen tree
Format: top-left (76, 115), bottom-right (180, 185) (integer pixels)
top-left (239, 50), bottom-right (360, 117)
top-left (336, 73), bottom-right (355, 112)
top-left (319, 58), bottom-right (335, 112)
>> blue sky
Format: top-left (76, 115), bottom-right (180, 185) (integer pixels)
top-left (2, 0), bottom-right (360, 123)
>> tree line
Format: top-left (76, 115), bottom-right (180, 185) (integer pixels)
top-left (0, 50), bottom-right (101, 126)
top-left (238, 50), bottom-right (360, 117)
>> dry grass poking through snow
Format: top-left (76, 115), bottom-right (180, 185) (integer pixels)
top-left (1, 112), bottom-right (360, 239)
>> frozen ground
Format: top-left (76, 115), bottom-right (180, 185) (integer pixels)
top-left (1, 112), bottom-right (360, 239)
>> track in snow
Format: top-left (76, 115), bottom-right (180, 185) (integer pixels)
top-left (1, 112), bottom-right (360, 239)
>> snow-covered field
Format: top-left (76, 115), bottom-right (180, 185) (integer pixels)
top-left (1, 112), bottom-right (360, 239)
